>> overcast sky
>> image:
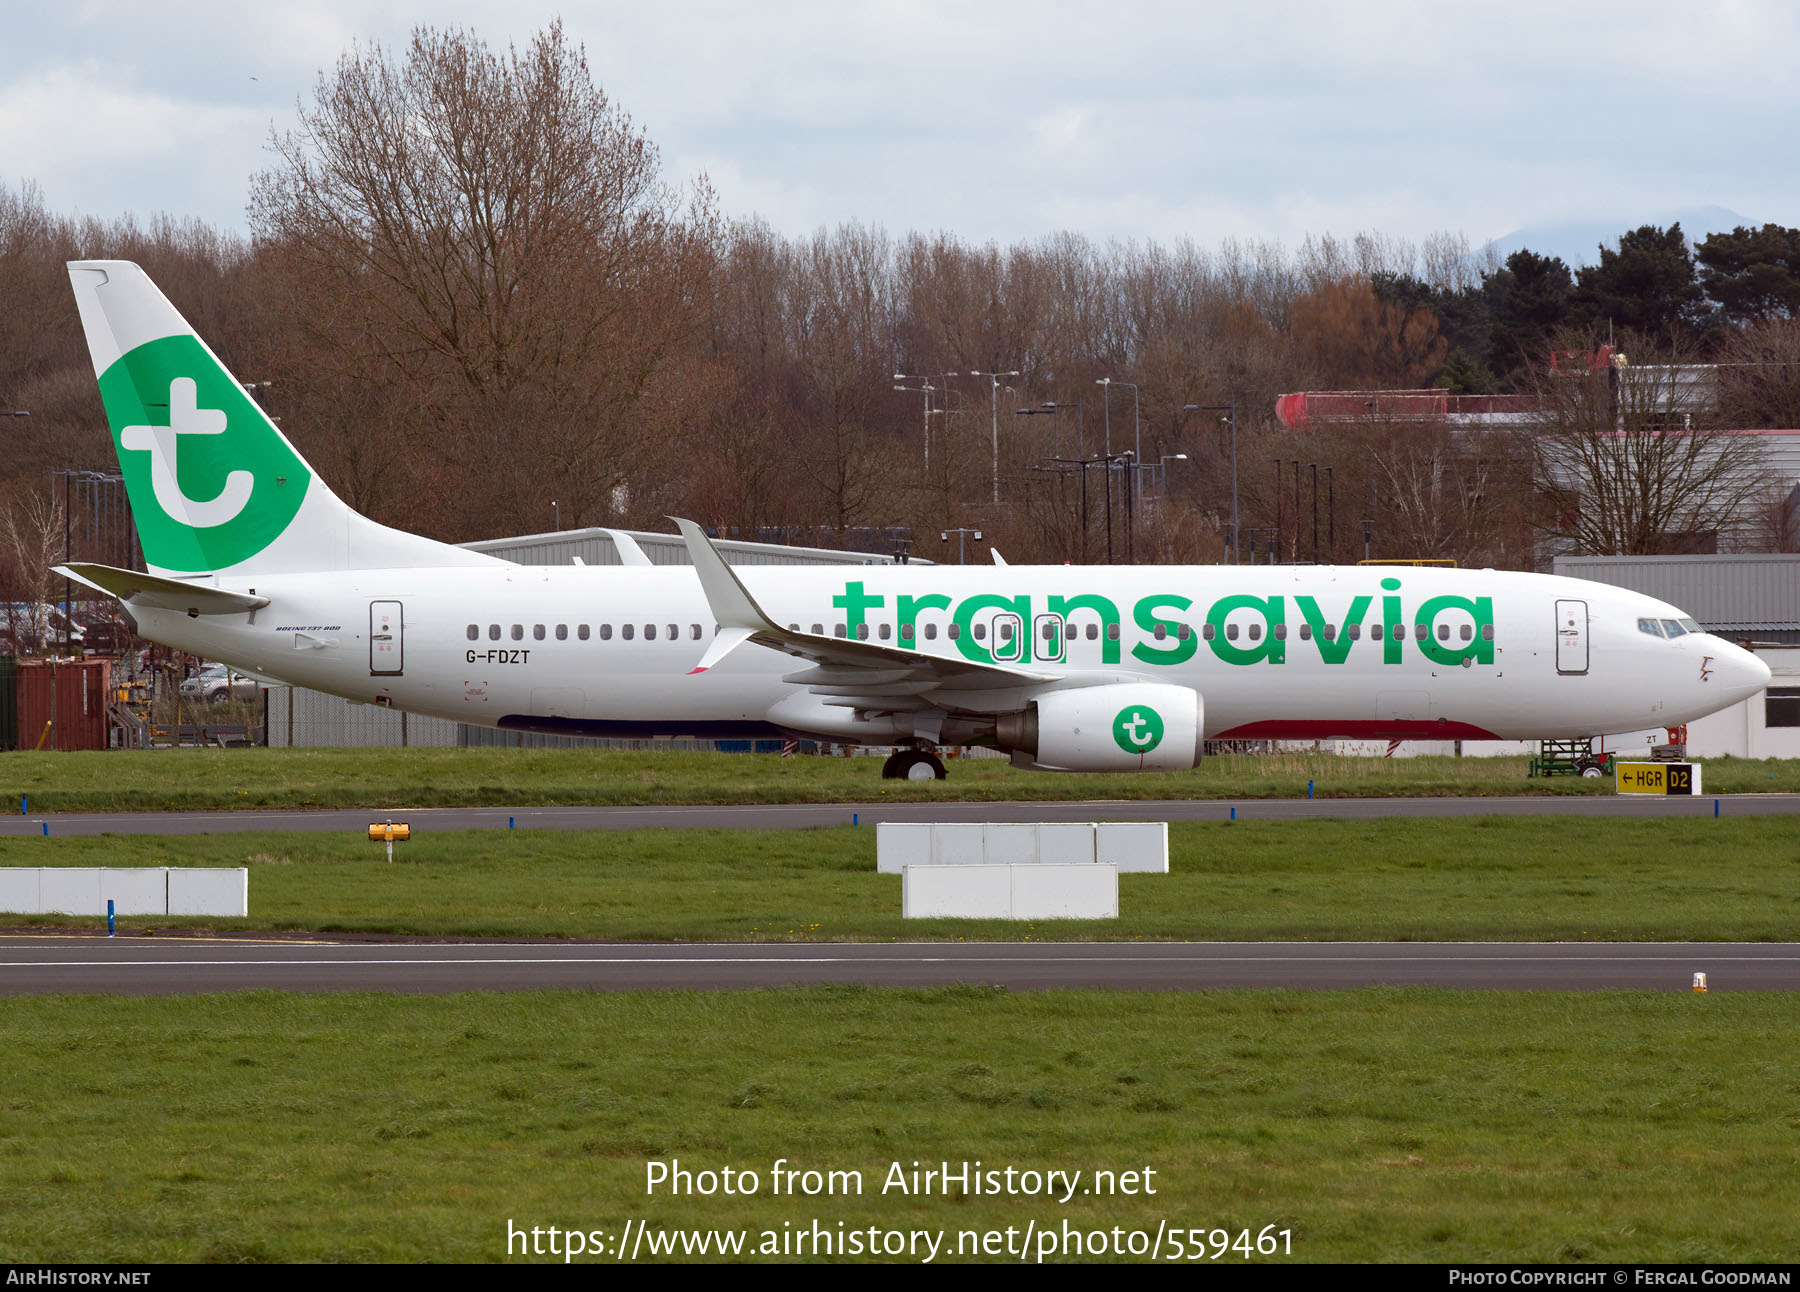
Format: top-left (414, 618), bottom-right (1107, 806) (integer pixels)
top-left (6, 1), bottom-right (1796, 262)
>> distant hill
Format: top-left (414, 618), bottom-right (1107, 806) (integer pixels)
top-left (1483, 206), bottom-right (1755, 269)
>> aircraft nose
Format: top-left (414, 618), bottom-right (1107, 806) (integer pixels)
top-left (1716, 643), bottom-right (1771, 704)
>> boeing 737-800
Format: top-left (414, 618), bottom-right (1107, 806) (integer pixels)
top-left (54, 261), bottom-right (1770, 778)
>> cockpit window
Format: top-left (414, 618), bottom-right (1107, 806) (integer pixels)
top-left (1661, 619), bottom-right (1685, 637)
top-left (1679, 617), bottom-right (1702, 634)
top-left (1638, 618), bottom-right (1664, 638)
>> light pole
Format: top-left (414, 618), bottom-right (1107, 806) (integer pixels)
top-left (969, 369), bottom-right (1019, 504)
top-left (893, 374), bottom-right (936, 468)
top-left (552, 500), bottom-right (560, 532)
top-left (1269, 458), bottom-right (1282, 564)
top-left (1098, 378), bottom-right (1141, 501)
top-left (1184, 402), bottom-right (1237, 561)
top-left (1015, 401), bottom-right (1083, 459)
top-left (941, 527), bottom-right (982, 564)
top-left (1155, 453), bottom-right (1189, 497)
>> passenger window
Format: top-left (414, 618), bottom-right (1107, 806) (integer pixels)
top-left (948, 623), bottom-right (961, 640)
top-left (1248, 624), bottom-right (1262, 642)
top-left (1042, 620), bottom-right (1056, 640)
top-left (1299, 624), bottom-right (1312, 641)
top-left (645, 624), bottom-right (657, 641)
top-left (533, 624), bottom-right (546, 640)
top-left (1392, 624), bottom-right (1405, 641)
top-left (974, 623), bottom-right (987, 641)
top-left (622, 624), bottom-right (633, 640)
top-left (834, 624), bottom-right (846, 638)
top-left (811, 624), bottom-right (823, 635)
top-left (1086, 623), bottom-right (1098, 640)
top-left (1272, 624), bottom-right (1285, 641)
top-left (878, 624), bottom-right (891, 640)
top-left (1177, 623), bottom-right (1192, 641)
top-left (667, 624), bottom-right (677, 640)
top-left (1226, 624), bottom-right (1239, 641)
top-left (1348, 624), bottom-right (1360, 640)
top-left (1369, 623), bottom-right (1381, 640)
top-left (857, 623), bottom-right (870, 640)
top-left (1437, 623), bottom-right (1449, 641)
top-left (1414, 624), bottom-right (1428, 641)
top-left (1459, 624), bottom-right (1472, 641)
top-left (1000, 621), bottom-right (1013, 641)
top-left (925, 624), bottom-right (937, 640)
top-left (466, 624), bottom-right (478, 641)
top-left (489, 624), bottom-right (501, 641)
top-left (691, 624), bottom-right (702, 640)
top-left (1481, 624), bottom-right (1494, 641)
top-left (1153, 624), bottom-right (1167, 641)
top-left (511, 624), bottom-right (523, 641)
top-left (579, 624), bottom-right (591, 640)
top-left (1202, 623), bottom-right (1216, 641)
top-left (1323, 624), bottom-right (1337, 642)
top-left (555, 624), bottom-right (568, 640)
top-left (901, 623), bottom-right (914, 641)
top-left (789, 623), bottom-right (799, 632)
top-left (1107, 623), bottom-right (1120, 642)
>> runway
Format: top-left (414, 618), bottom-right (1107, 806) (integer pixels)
top-left (5, 793), bottom-right (1798, 836)
top-left (3, 935), bottom-right (1794, 994)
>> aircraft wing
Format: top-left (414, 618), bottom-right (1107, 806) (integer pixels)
top-left (672, 519), bottom-right (1057, 704)
top-left (54, 562), bottom-right (270, 615)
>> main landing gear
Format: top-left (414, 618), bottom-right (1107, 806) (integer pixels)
top-left (881, 745), bottom-right (948, 781)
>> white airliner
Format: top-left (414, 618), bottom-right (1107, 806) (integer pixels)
top-left (56, 260), bottom-right (1769, 778)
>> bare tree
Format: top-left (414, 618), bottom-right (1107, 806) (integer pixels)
top-left (250, 22), bottom-right (719, 534)
top-left (0, 486), bottom-right (65, 653)
top-left (1527, 337), bottom-right (1770, 554)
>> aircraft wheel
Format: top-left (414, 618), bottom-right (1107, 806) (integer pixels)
top-left (882, 749), bottom-right (948, 781)
top-left (1579, 762), bottom-right (1605, 778)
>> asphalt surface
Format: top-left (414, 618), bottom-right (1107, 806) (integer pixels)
top-left (2, 935), bottom-right (1793, 994)
top-left (5, 793), bottom-right (1798, 836)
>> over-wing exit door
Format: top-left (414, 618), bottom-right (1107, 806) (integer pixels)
top-left (371, 601), bottom-right (404, 676)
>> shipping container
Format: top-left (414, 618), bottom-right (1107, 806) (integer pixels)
top-left (13, 658), bottom-right (114, 751)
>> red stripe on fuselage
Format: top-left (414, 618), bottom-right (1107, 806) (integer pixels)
top-left (1211, 719), bottom-right (1502, 741)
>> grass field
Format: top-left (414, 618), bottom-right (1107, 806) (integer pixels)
top-left (3, 988), bottom-right (1793, 1263)
top-left (4, 747), bottom-right (1800, 813)
top-left (6, 815), bottom-right (1799, 941)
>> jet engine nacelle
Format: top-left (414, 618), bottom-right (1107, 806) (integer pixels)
top-left (995, 683), bottom-right (1203, 772)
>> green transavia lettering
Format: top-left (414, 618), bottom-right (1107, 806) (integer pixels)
top-left (833, 578), bottom-right (1495, 668)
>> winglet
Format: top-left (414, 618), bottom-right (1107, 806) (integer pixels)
top-left (602, 528), bottom-right (653, 567)
top-left (672, 518), bottom-right (779, 672)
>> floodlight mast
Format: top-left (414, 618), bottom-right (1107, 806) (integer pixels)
top-left (970, 369), bottom-right (1019, 504)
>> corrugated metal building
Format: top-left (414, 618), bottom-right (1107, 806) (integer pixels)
top-left (1553, 554), bottom-right (1800, 643)
top-left (268, 526), bottom-right (921, 748)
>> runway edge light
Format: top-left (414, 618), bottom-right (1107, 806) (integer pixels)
top-left (1692, 972), bottom-right (1708, 993)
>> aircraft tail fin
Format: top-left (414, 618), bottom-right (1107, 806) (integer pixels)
top-left (66, 260), bottom-right (498, 579)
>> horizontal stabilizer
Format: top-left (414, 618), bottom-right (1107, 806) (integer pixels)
top-left (54, 562), bottom-right (269, 615)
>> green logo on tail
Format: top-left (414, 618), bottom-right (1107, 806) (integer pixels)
top-left (96, 335), bottom-right (310, 571)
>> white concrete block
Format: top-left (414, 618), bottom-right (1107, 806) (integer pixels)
top-left (167, 868), bottom-right (248, 917)
top-left (1036, 822), bottom-right (1098, 865)
top-left (982, 823), bottom-right (1040, 866)
top-left (99, 867), bottom-right (168, 916)
top-left (903, 864), bottom-right (1012, 918)
top-left (876, 823), bottom-right (932, 874)
top-left (929, 823), bottom-right (987, 865)
top-left (1096, 821), bottom-right (1169, 873)
top-left (38, 868), bottom-right (102, 915)
top-left (0, 868), bottom-right (40, 913)
top-left (1012, 864), bottom-right (1118, 919)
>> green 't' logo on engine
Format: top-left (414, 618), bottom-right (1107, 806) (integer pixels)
top-left (1112, 705), bottom-right (1164, 754)
top-left (96, 335), bottom-right (310, 572)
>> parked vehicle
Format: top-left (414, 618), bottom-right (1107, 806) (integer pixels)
top-left (179, 664), bottom-right (262, 704)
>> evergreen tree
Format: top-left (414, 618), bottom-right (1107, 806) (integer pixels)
top-left (1697, 223), bottom-right (1800, 323)
top-left (1569, 224), bottom-right (1706, 340)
